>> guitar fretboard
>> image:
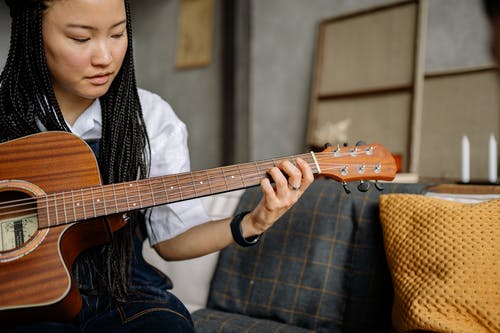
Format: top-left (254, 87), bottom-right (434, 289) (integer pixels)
top-left (37, 153), bottom-right (319, 228)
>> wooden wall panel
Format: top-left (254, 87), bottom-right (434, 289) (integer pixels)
top-left (420, 67), bottom-right (500, 181)
top-left (315, 92), bottom-right (412, 170)
top-left (319, 3), bottom-right (417, 94)
top-left (307, 0), bottom-right (422, 173)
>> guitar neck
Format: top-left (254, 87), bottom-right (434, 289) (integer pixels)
top-left (37, 153), bottom-right (319, 228)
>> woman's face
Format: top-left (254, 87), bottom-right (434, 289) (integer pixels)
top-left (42, 0), bottom-right (128, 107)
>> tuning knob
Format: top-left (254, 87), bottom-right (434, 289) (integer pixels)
top-left (342, 182), bottom-right (351, 194)
top-left (374, 181), bottom-right (384, 191)
top-left (355, 140), bottom-right (367, 146)
top-left (324, 142), bottom-right (332, 148)
top-left (357, 180), bottom-right (370, 192)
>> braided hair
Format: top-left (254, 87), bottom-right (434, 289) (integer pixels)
top-left (484, 0), bottom-right (500, 20)
top-left (0, 0), bottom-right (150, 301)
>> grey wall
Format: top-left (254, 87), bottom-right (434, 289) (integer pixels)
top-left (130, 0), bottom-right (223, 170)
top-left (0, 0), bottom-right (494, 170)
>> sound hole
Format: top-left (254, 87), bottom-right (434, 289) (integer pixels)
top-left (0, 190), bottom-right (39, 252)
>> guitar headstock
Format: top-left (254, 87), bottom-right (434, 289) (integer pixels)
top-left (315, 143), bottom-right (397, 183)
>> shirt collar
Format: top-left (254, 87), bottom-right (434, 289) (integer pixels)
top-left (70, 99), bottom-right (102, 138)
top-left (35, 99), bottom-right (102, 139)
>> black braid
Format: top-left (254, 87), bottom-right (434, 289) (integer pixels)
top-left (484, 0), bottom-right (500, 20)
top-left (0, 0), bottom-right (150, 301)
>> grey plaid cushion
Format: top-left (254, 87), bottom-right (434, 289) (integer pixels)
top-left (199, 179), bottom-right (425, 332)
top-left (194, 308), bottom-right (312, 333)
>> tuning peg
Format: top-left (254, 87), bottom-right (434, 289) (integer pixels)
top-left (343, 142), bottom-right (348, 147)
top-left (374, 181), bottom-right (384, 191)
top-left (342, 182), bottom-right (351, 194)
top-left (355, 140), bottom-right (366, 146)
top-left (357, 180), bottom-right (370, 192)
top-left (324, 142), bottom-right (332, 148)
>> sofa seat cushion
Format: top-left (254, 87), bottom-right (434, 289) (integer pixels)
top-left (205, 179), bottom-right (426, 332)
top-left (379, 194), bottom-right (500, 333)
top-left (192, 308), bottom-right (313, 333)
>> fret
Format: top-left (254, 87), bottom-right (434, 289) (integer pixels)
top-left (134, 181), bottom-right (143, 209)
top-left (189, 172), bottom-right (198, 198)
top-left (111, 184), bottom-right (119, 215)
top-left (142, 181), bottom-right (152, 207)
top-left (123, 183), bottom-right (131, 211)
top-left (39, 196), bottom-right (50, 227)
top-left (53, 193), bottom-right (59, 225)
top-left (114, 182), bottom-right (127, 213)
top-left (205, 170), bottom-right (213, 195)
top-left (136, 180), bottom-right (152, 208)
top-left (207, 168), bottom-right (228, 193)
top-left (164, 177), bottom-right (181, 203)
top-left (161, 178), bottom-right (170, 203)
top-left (61, 191), bottom-right (68, 223)
top-left (126, 183), bottom-right (139, 209)
top-left (177, 173), bottom-right (196, 200)
top-left (99, 187), bottom-right (108, 216)
top-left (155, 179), bottom-right (168, 204)
top-left (239, 162), bottom-right (259, 187)
top-left (188, 170), bottom-right (208, 198)
top-left (218, 167), bottom-right (230, 192)
top-left (44, 195), bottom-right (52, 226)
top-left (237, 166), bottom-right (246, 188)
top-left (195, 172), bottom-right (209, 196)
top-left (221, 167), bottom-right (234, 190)
top-left (148, 180), bottom-right (157, 207)
top-left (76, 189), bottom-right (87, 220)
top-left (175, 175), bottom-right (184, 201)
top-left (222, 165), bottom-right (245, 191)
top-left (71, 190), bottom-right (77, 222)
top-left (254, 161), bottom-right (265, 182)
top-left (81, 189), bottom-right (89, 220)
top-left (89, 188), bottom-right (97, 218)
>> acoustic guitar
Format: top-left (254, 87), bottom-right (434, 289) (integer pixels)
top-left (0, 131), bottom-right (396, 326)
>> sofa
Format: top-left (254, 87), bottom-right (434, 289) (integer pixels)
top-left (143, 178), bottom-right (500, 333)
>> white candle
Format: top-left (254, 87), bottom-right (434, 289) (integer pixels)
top-left (461, 135), bottom-right (470, 183)
top-left (489, 133), bottom-right (497, 183)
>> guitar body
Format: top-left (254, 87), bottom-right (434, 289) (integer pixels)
top-left (0, 132), bottom-right (124, 326)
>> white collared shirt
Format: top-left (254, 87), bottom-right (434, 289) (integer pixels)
top-left (38, 88), bottom-right (209, 245)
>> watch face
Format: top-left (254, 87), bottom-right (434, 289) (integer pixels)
top-left (0, 214), bottom-right (38, 252)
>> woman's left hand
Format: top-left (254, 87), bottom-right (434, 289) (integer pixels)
top-left (241, 157), bottom-right (314, 237)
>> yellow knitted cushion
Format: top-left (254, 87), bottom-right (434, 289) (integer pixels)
top-left (379, 194), bottom-right (500, 333)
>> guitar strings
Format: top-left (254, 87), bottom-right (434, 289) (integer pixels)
top-left (0, 150), bottom-right (388, 222)
top-left (0, 161), bottom-right (386, 218)
top-left (0, 158), bottom-right (374, 210)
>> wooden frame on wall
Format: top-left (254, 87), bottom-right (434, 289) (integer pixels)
top-left (306, 0), bottom-right (427, 173)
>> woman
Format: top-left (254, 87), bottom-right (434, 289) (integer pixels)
top-left (0, 0), bottom-right (313, 332)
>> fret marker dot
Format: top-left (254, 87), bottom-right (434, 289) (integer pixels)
top-left (170, 186), bottom-right (174, 189)
top-left (231, 176), bottom-right (234, 179)
top-left (133, 203), bottom-right (137, 206)
top-left (76, 203), bottom-right (80, 206)
top-left (200, 181), bottom-right (203, 184)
